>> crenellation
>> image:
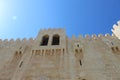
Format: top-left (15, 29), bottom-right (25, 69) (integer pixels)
top-left (48, 28), bottom-right (52, 31)
top-left (3, 39), bottom-right (8, 42)
top-left (22, 38), bottom-right (27, 42)
top-left (111, 33), bottom-right (118, 39)
top-left (57, 28), bottom-right (64, 31)
top-left (39, 28), bottom-right (64, 33)
top-left (113, 24), bottom-right (117, 29)
top-left (91, 34), bottom-right (97, 38)
top-left (72, 35), bottom-right (76, 39)
top-left (15, 38), bottom-right (21, 43)
top-left (0, 21), bottom-right (120, 80)
top-left (98, 34), bottom-right (103, 38)
top-left (112, 33), bottom-right (115, 37)
top-left (69, 34), bottom-right (118, 40)
top-left (0, 38), bottom-right (35, 46)
top-left (28, 38), bottom-right (34, 43)
top-left (9, 39), bottom-right (15, 42)
top-left (69, 33), bottom-right (115, 39)
top-left (0, 39), bottom-right (2, 43)
top-left (2, 39), bottom-right (9, 46)
top-left (78, 35), bottom-right (83, 39)
top-left (117, 20), bottom-right (120, 26)
top-left (85, 34), bottom-right (90, 39)
top-left (112, 21), bottom-right (120, 39)
top-left (8, 39), bottom-right (15, 46)
top-left (105, 33), bottom-right (110, 37)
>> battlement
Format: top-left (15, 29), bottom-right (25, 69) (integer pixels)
top-left (39, 28), bottom-right (65, 34)
top-left (0, 21), bottom-right (120, 80)
top-left (0, 38), bottom-right (34, 44)
top-left (71, 33), bottom-right (116, 40)
top-left (39, 28), bottom-right (64, 31)
top-left (0, 20), bottom-right (120, 45)
top-left (112, 20), bottom-right (120, 39)
top-left (0, 34), bottom-right (117, 44)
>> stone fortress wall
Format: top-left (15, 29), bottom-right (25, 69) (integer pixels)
top-left (112, 21), bottom-right (120, 39)
top-left (0, 21), bottom-right (120, 80)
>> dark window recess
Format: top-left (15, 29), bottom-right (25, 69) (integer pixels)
top-left (79, 60), bottom-right (82, 66)
top-left (80, 49), bottom-right (82, 53)
top-left (19, 61), bottom-right (23, 68)
top-left (75, 49), bottom-right (78, 53)
top-left (52, 34), bottom-right (60, 45)
top-left (63, 49), bottom-right (64, 54)
top-left (77, 44), bottom-right (79, 47)
top-left (41, 35), bottom-right (49, 46)
top-left (111, 47), bottom-right (115, 52)
top-left (116, 47), bottom-right (119, 51)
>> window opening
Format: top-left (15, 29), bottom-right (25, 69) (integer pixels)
top-left (116, 47), bottom-right (119, 51)
top-left (111, 47), bottom-right (115, 52)
top-left (40, 35), bottom-right (49, 46)
top-left (52, 34), bottom-right (60, 45)
top-left (52, 49), bottom-right (54, 55)
top-left (63, 49), bottom-right (65, 55)
top-left (79, 60), bottom-right (82, 66)
top-left (75, 49), bottom-right (78, 53)
top-left (19, 61), bottom-right (23, 68)
top-left (80, 49), bottom-right (82, 53)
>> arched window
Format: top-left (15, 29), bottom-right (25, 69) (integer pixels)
top-left (52, 34), bottom-right (60, 45)
top-left (40, 35), bottom-right (49, 46)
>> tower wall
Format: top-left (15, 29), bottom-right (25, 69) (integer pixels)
top-left (112, 20), bottom-right (120, 39)
top-left (0, 25), bottom-right (120, 80)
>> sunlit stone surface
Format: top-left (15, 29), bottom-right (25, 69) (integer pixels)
top-left (0, 21), bottom-right (120, 80)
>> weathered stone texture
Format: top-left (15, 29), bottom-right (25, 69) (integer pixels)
top-left (0, 21), bottom-right (120, 80)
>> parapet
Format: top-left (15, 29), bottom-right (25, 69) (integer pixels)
top-left (0, 38), bottom-right (35, 44)
top-left (0, 39), bottom-right (2, 43)
top-left (91, 34), bottom-right (97, 38)
top-left (78, 35), bottom-right (83, 39)
top-left (92, 34), bottom-right (97, 39)
top-left (85, 34), bottom-right (90, 38)
top-left (3, 39), bottom-right (8, 42)
top-left (112, 20), bottom-right (120, 39)
top-left (10, 39), bottom-right (14, 42)
top-left (28, 38), bottom-right (34, 43)
top-left (98, 34), bottom-right (103, 38)
top-left (72, 35), bottom-right (76, 40)
top-left (111, 33), bottom-right (116, 37)
top-left (39, 28), bottom-right (65, 33)
top-left (16, 38), bottom-right (21, 43)
top-left (70, 33), bottom-right (113, 40)
top-left (105, 33), bottom-right (110, 37)
top-left (22, 38), bottom-right (27, 42)
top-left (117, 20), bottom-right (120, 26)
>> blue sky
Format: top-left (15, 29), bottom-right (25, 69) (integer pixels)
top-left (0, 0), bottom-right (120, 39)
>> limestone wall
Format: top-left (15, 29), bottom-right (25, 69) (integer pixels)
top-left (0, 38), bottom-right (34, 80)
top-left (0, 28), bottom-right (120, 80)
top-left (112, 20), bottom-right (120, 39)
top-left (69, 34), bottom-right (120, 80)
